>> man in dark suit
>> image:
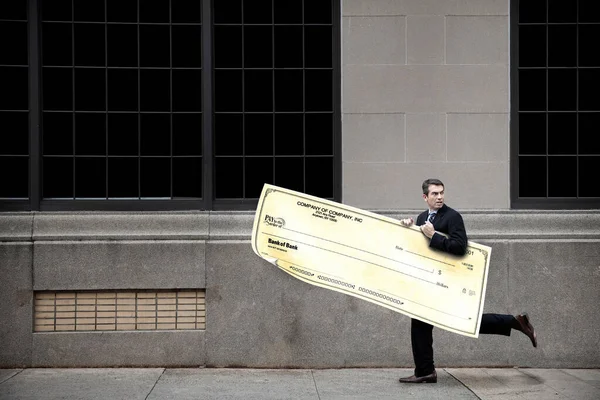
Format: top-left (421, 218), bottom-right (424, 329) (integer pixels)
top-left (398, 178), bottom-right (537, 384)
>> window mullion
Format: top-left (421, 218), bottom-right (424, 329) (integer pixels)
top-left (29, 0), bottom-right (41, 210)
top-left (202, 0), bottom-right (213, 209)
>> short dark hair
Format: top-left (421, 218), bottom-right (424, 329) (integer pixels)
top-left (422, 178), bottom-right (444, 195)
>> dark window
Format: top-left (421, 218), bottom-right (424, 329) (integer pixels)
top-left (0, 1), bottom-right (29, 200)
top-left (511, 0), bottom-right (600, 208)
top-left (1, 0), bottom-right (340, 211)
top-left (40, 0), bottom-right (203, 203)
top-left (213, 0), bottom-right (337, 203)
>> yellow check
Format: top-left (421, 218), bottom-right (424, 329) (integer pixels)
top-left (251, 184), bottom-right (491, 338)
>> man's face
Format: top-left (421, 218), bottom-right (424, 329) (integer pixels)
top-left (423, 184), bottom-right (444, 210)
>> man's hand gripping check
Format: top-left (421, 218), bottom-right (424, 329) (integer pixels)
top-left (400, 218), bottom-right (435, 239)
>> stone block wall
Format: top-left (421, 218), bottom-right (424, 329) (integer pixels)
top-left (342, 0), bottom-right (510, 209)
top-left (1, 211), bottom-right (599, 368)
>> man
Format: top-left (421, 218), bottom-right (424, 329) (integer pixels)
top-left (398, 178), bottom-right (537, 384)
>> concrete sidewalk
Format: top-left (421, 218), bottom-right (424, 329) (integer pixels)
top-left (1, 368), bottom-right (599, 400)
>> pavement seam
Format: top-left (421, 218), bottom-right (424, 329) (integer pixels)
top-left (0, 369), bottom-right (25, 385)
top-left (310, 370), bottom-right (322, 400)
top-left (144, 368), bottom-right (166, 400)
top-left (444, 368), bottom-right (482, 400)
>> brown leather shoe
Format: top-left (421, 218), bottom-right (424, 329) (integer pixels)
top-left (516, 313), bottom-right (537, 348)
top-left (399, 370), bottom-right (437, 383)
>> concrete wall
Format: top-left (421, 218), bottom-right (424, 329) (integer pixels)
top-left (1, 211), bottom-right (599, 368)
top-left (342, 0), bottom-right (510, 209)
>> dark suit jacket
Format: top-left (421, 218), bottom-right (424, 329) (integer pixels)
top-left (416, 204), bottom-right (467, 256)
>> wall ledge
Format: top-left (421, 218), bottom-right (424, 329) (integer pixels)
top-left (1, 210), bottom-right (599, 241)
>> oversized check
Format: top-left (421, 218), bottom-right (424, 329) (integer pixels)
top-left (251, 184), bottom-right (491, 338)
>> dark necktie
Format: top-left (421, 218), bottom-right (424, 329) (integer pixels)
top-left (428, 212), bottom-right (436, 222)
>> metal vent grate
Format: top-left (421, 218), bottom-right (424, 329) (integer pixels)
top-left (34, 290), bottom-right (205, 332)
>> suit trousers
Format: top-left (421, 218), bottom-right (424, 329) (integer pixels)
top-left (411, 313), bottom-right (515, 376)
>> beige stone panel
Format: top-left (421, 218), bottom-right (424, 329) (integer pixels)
top-left (342, 0), bottom-right (508, 16)
top-left (405, 113), bottom-right (446, 162)
top-left (343, 114), bottom-right (405, 162)
top-left (343, 16), bottom-right (406, 65)
top-left (446, 16), bottom-right (508, 65)
top-left (342, 161), bottom-right (508, 209)
top-left (407, 15), bottom-right (444, 64)
top-left (447, 113), bottom-right (509, 162)
top-left (343, 64), bottom-right (508, 113)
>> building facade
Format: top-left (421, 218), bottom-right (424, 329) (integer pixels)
top-left (1, 0), bottom-right (599, 368)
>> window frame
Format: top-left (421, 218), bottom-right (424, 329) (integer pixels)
top-left (1, 0), bottom-right (341, 212)
top-left (510, 0), bottom-right (600, 209)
